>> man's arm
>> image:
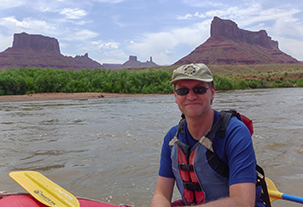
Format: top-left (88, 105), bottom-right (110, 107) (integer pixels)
top-left (150, 176), bottom-right (175, 207)
top-left (197, 182), bottom-right (256, 207)
top-left (151, 179), bottom-right (255, 207)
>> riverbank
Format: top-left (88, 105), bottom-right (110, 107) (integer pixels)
top-left (0, 92), bottom-right (163, 102)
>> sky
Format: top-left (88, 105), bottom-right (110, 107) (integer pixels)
top-left (0, 0), bottom-right (303, 65)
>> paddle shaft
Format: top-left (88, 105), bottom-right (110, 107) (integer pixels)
top-left (281, 193), bottom-right (303, 204)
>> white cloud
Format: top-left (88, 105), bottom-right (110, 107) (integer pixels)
top-left (176, 3), bottom-right (301, 36)
top-left (237, 7), bottom-right (300, 28)
top-left (58, 29), bottom-right (99, 41)
top-left (264, 9), bottom-right (302, 38)
top-left (181, 0), bottom-right (224, 8)
top-left (194, 12), bottom-right (206, 18)
top-left (40, 7), bottom-right (52, 12)
top-left (208, 2), bottom-right (225, 7)
top-left (177, 12), bottom-right (207, 20)
top-left (175, 2), bottom-right (300, 27)
top-left (177, 14), bottom-right (193, 20)
top-left (74, 20), bottom-right (90, 25)
top-left (0, 0), bottom-right (23, 9)
top-left (60, 8), bottom-right (87, 19)
top-left (92, 41), bottom-right (120, 50)
top-left (0, 16), bottom-right (57, 34)
top-left (93, 0), bottom-right (125, 3)
top-left (196, 3), bottom-right (301, 31)
top-left (74, 30), bottom-right (99, 40)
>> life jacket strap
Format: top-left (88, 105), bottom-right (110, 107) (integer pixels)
top-left (169, 136), bottom-right (178, 146)
top-left (256, 165), bottom-right (272, 207)
top-left (199, 136), bottom-right (214, 152)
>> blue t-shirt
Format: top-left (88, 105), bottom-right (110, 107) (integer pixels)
top-left (158, 110), bottom-right (264, 206)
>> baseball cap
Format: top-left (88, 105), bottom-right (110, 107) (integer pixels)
top-left (170, 63), bottom-right (213, 84)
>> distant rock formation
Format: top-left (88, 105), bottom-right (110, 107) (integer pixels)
top-left (174, 16), bottom-right (301, 65)
top-left (103, 56), bottom-right (157, 70)
top-left (74, 53), bottom-right (104, 70)
top-left (123, 55), bottom-right (157, 68)
top-left (0, 32), bottom-right (158, 70)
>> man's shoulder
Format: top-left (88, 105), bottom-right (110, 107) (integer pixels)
top-left (228, 115), bottom-right (249, 130)
top-left (168, 124), bottom-right (179, 133)
top-left (165, 125), bottom-right (179, 140)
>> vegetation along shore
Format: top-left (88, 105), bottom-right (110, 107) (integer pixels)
top-left (0, 64), bottom-right (303, 98)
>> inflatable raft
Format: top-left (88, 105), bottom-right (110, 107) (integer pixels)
top-left (4, 171), bottom-right (131, 207)
top-left (0, 194), bottom-right (123, 207)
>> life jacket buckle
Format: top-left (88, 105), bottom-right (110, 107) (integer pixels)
top-left (178, 163), bottom-right (194, 172)
top-left (183, 182), bottom-right (202, 191)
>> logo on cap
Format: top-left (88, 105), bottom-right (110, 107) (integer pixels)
top-left (183, 65), bottom-right (196, 76)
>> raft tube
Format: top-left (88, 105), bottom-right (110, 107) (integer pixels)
top-left (0, 194), bottom-right (125, 207)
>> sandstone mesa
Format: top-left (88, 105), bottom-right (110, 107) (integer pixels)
top-left (174, 17), bottom-right (301, 65)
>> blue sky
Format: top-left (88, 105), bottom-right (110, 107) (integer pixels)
top-left (0, 0), bottom-right (302, 65)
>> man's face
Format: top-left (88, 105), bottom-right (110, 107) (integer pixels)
top-left (174, 79), bottom-right (215, 119)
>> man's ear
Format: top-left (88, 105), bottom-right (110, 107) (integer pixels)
top-left (210, 87), bottom-right (215, 104)
top-left (174, 92), bottom-right (178, 103)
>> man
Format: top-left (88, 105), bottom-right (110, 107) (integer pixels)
top-left (150, 63), bottom-right (264, 207)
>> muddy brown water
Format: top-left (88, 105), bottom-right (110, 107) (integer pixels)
top-left (0, 88), bottom-right (302, 206)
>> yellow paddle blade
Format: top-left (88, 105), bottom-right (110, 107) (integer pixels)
top-left (265, 177), bottom-right (283, 203)
top-left (9, 171), bottom-right (80, 207)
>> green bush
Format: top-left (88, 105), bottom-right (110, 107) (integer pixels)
top-left (295, 79), bottom-right (303, 87)
top-left (0, 68), bottom-right (174, 95)
top-left (271, 81), bottom-right (293, 88)
top-left (213, 75), bottom-right (233, 90)
top-left (246, 79), bottom-right (260, 88)
top-left (0, 67), bottom-right (302, 96)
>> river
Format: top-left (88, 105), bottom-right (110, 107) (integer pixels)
top-left (0, 88), bottom-right (302, 207)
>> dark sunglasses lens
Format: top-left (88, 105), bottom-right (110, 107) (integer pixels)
top-left (175, 88), bottom-right (189, 95)
top-left (193, 87), bottom-right (208, 94)
top-left (175, 87), bottom-right (208, 95)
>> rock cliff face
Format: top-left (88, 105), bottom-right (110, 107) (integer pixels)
top-left (174, 16), bottom-right (300, 65)
top-left (13, 32), bottom-right (61, 53)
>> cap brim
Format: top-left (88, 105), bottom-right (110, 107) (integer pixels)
top-left (170, 77), bottom-right (213, 84)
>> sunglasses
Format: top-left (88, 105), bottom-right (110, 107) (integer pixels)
top-left (174, 86), bottom-right (209, 96)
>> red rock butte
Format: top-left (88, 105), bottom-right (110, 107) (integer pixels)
top-left (174, 16), bottom-right (301, 65)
